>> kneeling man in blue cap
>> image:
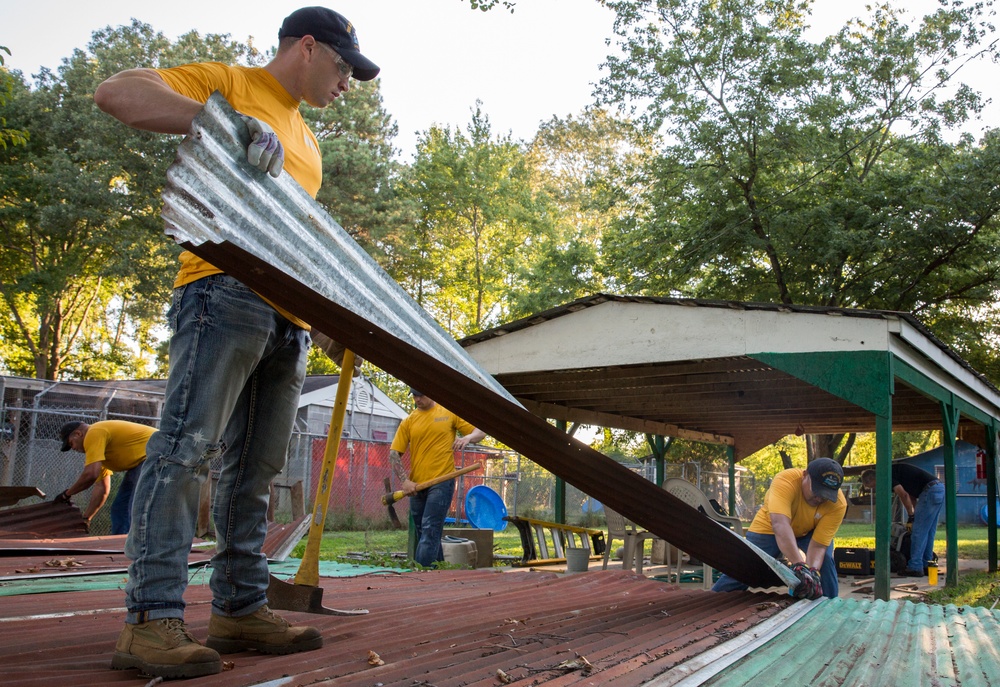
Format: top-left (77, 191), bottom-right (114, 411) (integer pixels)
top-left (712, 457), bottom-right (847, 599)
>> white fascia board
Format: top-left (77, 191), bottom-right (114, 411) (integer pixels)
top-left (466, 301), bottom-right (893, 375)
top-left (892, 320), bottom-right (1000, 417)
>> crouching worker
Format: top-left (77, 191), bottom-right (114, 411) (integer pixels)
top-left (712, 457), bottom-right (846, 599)
top-left (56, 420), bottom-right (155, 534)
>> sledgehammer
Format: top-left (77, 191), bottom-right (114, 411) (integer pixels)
top-left (382, 463), bottom-right (484, 508)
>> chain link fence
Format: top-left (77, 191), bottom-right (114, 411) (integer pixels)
top-left (2, 375), bottom-right (752, 536)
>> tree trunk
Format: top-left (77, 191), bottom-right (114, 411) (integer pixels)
top-left (778, 450), bottom-right (794, 470)
top-left (806, 433), bottom-right (855, 465)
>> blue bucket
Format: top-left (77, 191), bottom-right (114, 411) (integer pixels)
top-left (980, 502), bottom-right (1000, 526)
top-left (465, 485), bottom-right (508, 532)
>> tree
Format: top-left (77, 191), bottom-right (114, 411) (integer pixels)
top-left (301, 78), bottom-right (409, 268)
top-left (599, 0), bottom-right (1000, 311)
top-left (0, 46), bottom-right (28, 150)
top-left (510, 108), bottom-right (649, 317)
top-left (597, 0), bottom-right (1000, 456)
top-left (403, 103), bottom-right (542, 335)
top-left (0, 23), bottom-right (260, 379)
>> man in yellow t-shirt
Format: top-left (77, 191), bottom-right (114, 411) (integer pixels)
top-left (93, 6), bottom-right (379, 679)
top-left (56, 420), bottom-right (155, 534)
top-left (712, 457), bottom-right (847, 599)
top-left (389, 389), bottom-right (486, 566)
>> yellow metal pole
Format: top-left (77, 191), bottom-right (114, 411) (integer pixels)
top-left (294, 350), bottom-right (355, 587)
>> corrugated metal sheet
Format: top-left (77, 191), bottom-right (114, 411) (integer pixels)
top-left (0, 510), bottom-right (304, 583)
top-left (159, 93), bottom-right (795, 591)
top-left (0, 568), bottom-right (794, 686)
top-left (0, 487), bottom-right (44, 508)
top-left (664, 597), bottom-right (1000, 686)
top-left (0, 501), bottom-right (88, 538)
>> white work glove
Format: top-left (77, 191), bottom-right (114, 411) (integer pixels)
top-left (240, 115), bottom-right (284, 178)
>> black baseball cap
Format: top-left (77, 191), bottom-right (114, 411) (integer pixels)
top-left (806, 458), bottom-right (844, 502)
top-left (59, 421), bottom-right (83, 452)
top-left (279, 7), bottom-right (380, 81)
top-left (410, 388), bottom-right (425, 397)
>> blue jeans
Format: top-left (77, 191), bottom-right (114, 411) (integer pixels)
top-left (909, 481), bottom-right (944, 571)
top-left (712, 530), bottom-right (839, 599)
top-left (110, 465), bottom-right (141, 535)
top-left (124, 275), bottom-right (308, 622)
top-left (410, 480), bottom-right (455, 567)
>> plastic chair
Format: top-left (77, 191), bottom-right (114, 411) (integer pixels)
top-left (603, 507), bottom-right (661, 574)
top-left (662, 478), bottom-right (743, 588)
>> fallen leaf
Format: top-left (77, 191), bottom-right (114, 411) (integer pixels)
top-left (555, 654), bottom-right (594, 674)
top-left (367, 650), bottom-right (385, 666)
top-left (496, 668), bottom-right (513, 684)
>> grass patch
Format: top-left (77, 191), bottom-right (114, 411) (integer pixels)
top-left (294, 527), bottom-right (528, 568)
top-left (923, 570), bottom-right (1000, 609)
top-left (835, 522), bottom-right (996, 559)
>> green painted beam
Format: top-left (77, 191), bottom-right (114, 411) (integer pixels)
top-left (752, 351), bottom-right (892, 416)
top-left (554, 419), bottom-right (567, 524)
top-left (644, 433), bottom-right (672, 486)
top-left (941, 400), bottom-right (960, 587)
top-left (987, 423), bottom-right (998, 573)
top-left (895, 359), bottom-right (996, 426)
top-left (874, 413), bottom-right (893, 601)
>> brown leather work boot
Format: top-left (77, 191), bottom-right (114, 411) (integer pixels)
top-left (111, 618), bottom-right (222, 678)
top-left (206, 605), bottom-right (322, 655)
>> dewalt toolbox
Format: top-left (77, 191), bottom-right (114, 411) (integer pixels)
top-left (834, 547), bottom-right (874, 576)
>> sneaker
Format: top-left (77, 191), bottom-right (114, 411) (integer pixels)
top-left (111, 618), bottom-right (222, 679)
top-left (902, 568), bottom-right (925, 577)
top-left (206, 605), bottom-right (322, 655)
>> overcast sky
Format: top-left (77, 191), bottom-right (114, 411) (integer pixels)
top-left (3, 0), bottom-right (995, 160)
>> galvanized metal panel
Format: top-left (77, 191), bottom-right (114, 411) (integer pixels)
top-left (683, 597), bottom-right (1000, 686)
top-left (159, 93), bottom-right (795, 590)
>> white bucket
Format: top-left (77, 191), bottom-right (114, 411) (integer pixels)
top-left (565, 548), bottom-right (590, 573)
top-left (441, 537), bottom-right (477, 568)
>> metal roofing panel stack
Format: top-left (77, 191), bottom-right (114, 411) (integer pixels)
top-left (675, 596), bottom-right (1000, 686)
top-left (0, 568), bottom-right (793, 686)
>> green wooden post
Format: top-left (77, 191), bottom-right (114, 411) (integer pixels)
top-left (554, 420), bottom-right (567, 524)
top-left (727, 445), bottom-right (737, 516)
top-left (644, 433), bottom-right (672, 486)
top-left (987, 423), bottom-right (998, 573)
top-left (874, 413), bottom-right (893, 601)
top-left (941, 400), bottom-right (960, 587)
top-left (655, 438), bottom-right (666, 486)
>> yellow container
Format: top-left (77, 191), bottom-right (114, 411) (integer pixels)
top-left (928, 562), bottom-right (939, 585)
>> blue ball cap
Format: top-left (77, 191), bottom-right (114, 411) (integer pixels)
top-left (279, 7), bottom-right (380, 81)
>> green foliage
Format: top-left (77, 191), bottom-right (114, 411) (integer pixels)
top-left (402, 103), bottom-right (543, 335)
top-left (510, 108), bottom-right (647, 317)
top-left (302, 79), bottom-right (407, 269)
top-left (464, 0), bottom-right (516, 12)
top-left (0, 23), bottom-right (408, 382)
top-left (0, 23), bottom-right (257, 379)
top-left (598, 0), bottom-right (1000, 384)
top-left (924, 570), bottom-right (1000, 609)
top-left (0, 46), bottom-right (28, 150)
top-left (589, 426), bottom-right (647, 460)
top-left (834, 522), bottom-right (993, 560)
